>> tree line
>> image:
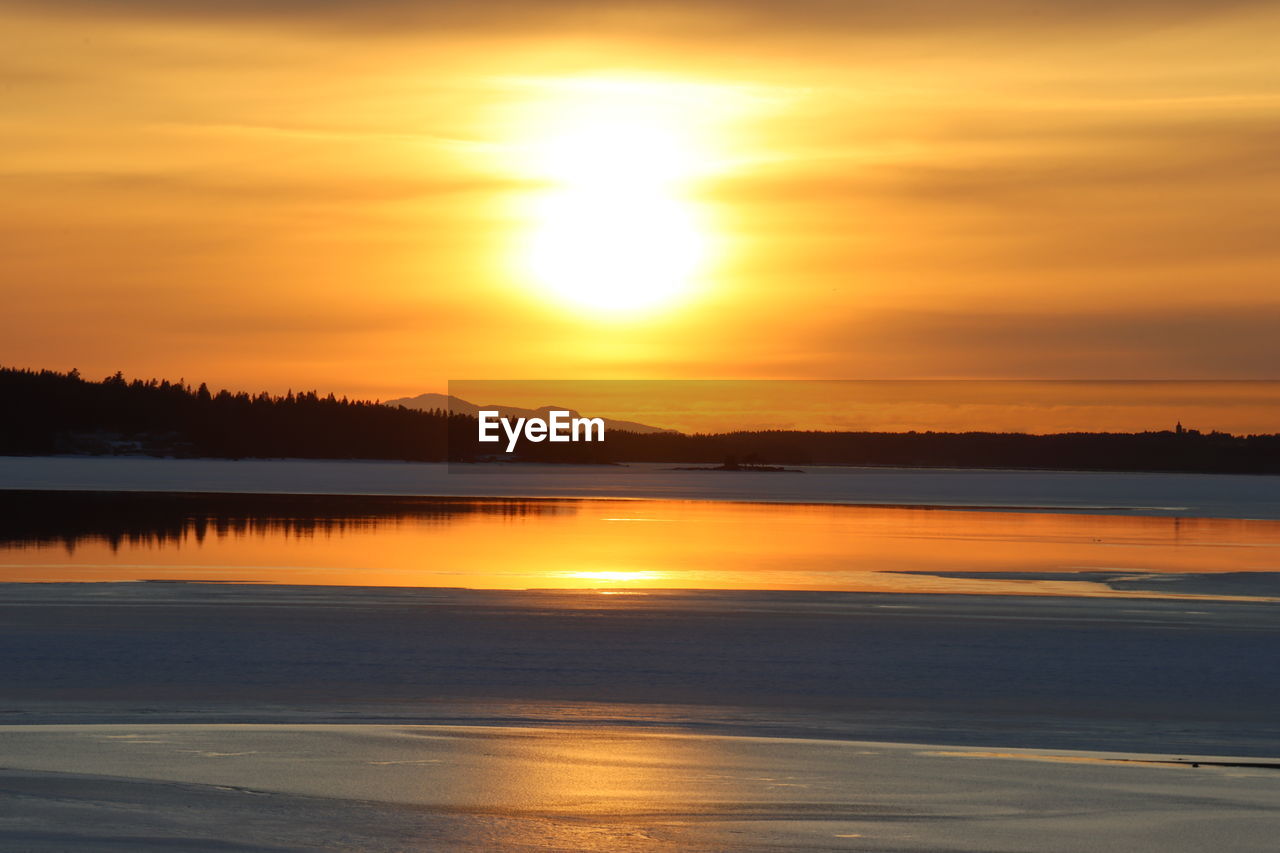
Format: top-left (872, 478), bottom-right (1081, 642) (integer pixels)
top-left (3, 365), bottom-right (1278, 473)
top-left (0, 366), bottom-right (465, 461)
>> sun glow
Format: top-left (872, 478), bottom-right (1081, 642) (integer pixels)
top-left (565, 569), bottom-right (665, 584)
top-left (515, 81), bottom-right (719, 314)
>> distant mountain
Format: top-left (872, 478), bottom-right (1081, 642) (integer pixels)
top-left (383, 393), bottom-right (675, 435)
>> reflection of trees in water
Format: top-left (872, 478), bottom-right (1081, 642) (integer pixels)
top-left (0, 491), bottom-right (572, 552)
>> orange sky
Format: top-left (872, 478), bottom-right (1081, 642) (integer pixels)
top-left (447, 380), bottom-right (1280, 434)
top-left (4, 1), bottom-right (1280, 412)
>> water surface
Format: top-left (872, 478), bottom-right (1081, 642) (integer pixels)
top-left (5, 491), bottom-right (1279, 597)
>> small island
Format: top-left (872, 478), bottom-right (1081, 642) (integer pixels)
top-left (671, 456), bottom-right (804, 473)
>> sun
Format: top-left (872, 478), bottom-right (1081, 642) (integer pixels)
top-left (514, 85), bottom-right (716, 314)
top-left (526, 185), bottom-right (705, 312)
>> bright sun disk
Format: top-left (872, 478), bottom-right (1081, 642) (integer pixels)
top-left (518, 96), bottom-right (713, 314)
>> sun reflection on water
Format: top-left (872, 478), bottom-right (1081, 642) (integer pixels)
top-left (4, 493), bottom-right (1280, 599)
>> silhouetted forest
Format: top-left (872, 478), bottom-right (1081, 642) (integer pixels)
top-left (3, 366), bottom-right (1278, 473)
top-left (0, 366), bottom-right (468, 461)
top-left (598, 427), bottom-right (1280, 474)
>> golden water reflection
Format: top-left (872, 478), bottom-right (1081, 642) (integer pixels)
top-left (3, 493), bottom-right (1279, 598)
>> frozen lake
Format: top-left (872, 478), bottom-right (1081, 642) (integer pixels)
top-left (3, 582), bottom-right (1278, 757)
top-left (4, 483), bottom-right (1280, 847)
top-left (4, 455), bottom-right (1280, 518)
top-left (4, 455), bottom-right (1279, 850)
top-left (2, 724), bottom-right (1277, 852)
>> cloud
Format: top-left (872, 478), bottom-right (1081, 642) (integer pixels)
top-left (5, 0), bottom-right (1275, 38)
top-left (0, 168), bottom-right (534, 203)
top-left (833, 307), bottom-right (1280, 379)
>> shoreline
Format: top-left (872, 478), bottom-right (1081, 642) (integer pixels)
top-left (3, 721), bottom-right (1276, 769)
top-left (0, 485), bottom-right (1194, 518)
